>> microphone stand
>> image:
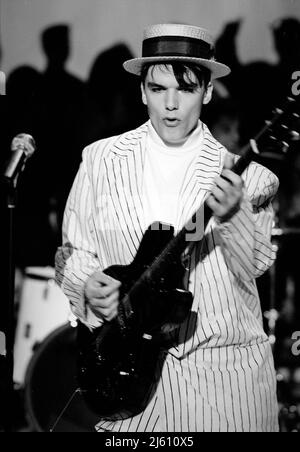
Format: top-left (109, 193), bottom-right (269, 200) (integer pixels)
top-left (2, 178), bottom-right (18, 432)
top-left (1, 134), bottom-right (36, 432)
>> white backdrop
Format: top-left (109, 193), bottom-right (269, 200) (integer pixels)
top-left (1, 0), bottom-right (300, 80)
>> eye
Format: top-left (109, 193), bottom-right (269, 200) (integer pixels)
top-left (179, 87), bottom-right (196, 93)
top-left (151, 87), bottom-right (163, 93)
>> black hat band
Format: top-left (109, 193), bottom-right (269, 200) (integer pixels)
top-left (142, 36), bottom-right (215, 59)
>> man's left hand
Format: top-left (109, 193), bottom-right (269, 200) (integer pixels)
top-left (206, 154), bottom-right (244, 222)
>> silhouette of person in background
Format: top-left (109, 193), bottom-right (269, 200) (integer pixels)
top-left (213, 21), bottom-right (268, 146)
top-left (272, 17), bottom-right (300, 104)
top-left (6, 65), bottom-right (42, 140)
top-left (38, 24), bottom-right (85, 236)
top-left (41, 24), bottom-right (82, 93)
top-left (83, 43), bottom-right (147, 144)
top-left (239, 61), bottom-right (278, 142)
top-left (214, 20), bottom-right (243, 100)
top-left (202, 98), bottom-right (241, 154)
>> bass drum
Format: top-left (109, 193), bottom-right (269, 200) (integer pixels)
top-left (14, 266), bottom-right (72, 385)
top-left (24, 323), bottom-right (100, 432)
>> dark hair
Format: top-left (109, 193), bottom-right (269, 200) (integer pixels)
top-left (140, 62), bottom-right (211, 90)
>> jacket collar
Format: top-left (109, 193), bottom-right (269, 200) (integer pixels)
top-left (105, 121), bottom-right (225, 233)
top-left (108, 120), bottom-right (223, 169)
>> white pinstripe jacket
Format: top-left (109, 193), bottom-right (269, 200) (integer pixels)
top-left (55, 120), bottom-right (278, 356)
top-left (55, 120), bottom-right (279, 431)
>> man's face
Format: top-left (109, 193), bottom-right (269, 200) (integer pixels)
top-left (141, 64), bottom-right (212, 146)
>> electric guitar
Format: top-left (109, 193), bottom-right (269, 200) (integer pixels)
top-left (77, 97), bottom-right (299, 419)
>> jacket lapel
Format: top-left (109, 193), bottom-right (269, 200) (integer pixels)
top-left (176, 124), bottom-right (224, 234)
top-left (102, 123), bottom-right (149, 259)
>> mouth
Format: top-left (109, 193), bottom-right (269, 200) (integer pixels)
top-left (163, 118), bottom-right (180, 127)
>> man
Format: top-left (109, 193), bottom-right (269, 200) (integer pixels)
top-left (55, 23), bottom-right (279, 432)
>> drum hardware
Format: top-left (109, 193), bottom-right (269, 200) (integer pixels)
top-left (24, 323), bottom-right (99, 432)
top-left (264, 234), bottom-right (280, 349)
top-left (279, 403), bottom-right (300, 432)
top-left (264, 309), bottom-right (279, 346)
top-left (276, 365), bottom-right (300, 432)
top-left (49, 388), bottom-right (82, 432)
top-left (44, 319), bottom-right (81, 432)
top-left (265, 226), bottom-right (300, 346)
top-left (270, 225), bottom-right (300, 431)
top-left (0, 332), bottom-right (6, 357)
top-left (272, 227), bottom-right (300, 237)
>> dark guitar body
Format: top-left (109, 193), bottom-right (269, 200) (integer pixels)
top-left (77, 223), bottom-right (193, 419)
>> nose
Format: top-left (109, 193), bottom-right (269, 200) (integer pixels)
top-left (165, 89), bottom-right (178, 111)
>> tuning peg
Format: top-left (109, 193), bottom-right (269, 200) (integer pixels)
top-left (268, 135), bottom-right (277, 142)
top-left (290, 130), bottom-right (300, 141)
top-left (274, 107), bottom-right (284, 115)
top-left (287, 96), bottom-right (296, 104)
top-left (279, 124), bottom-right (296, 138)
top-left (280, 141), bottom-right (290, 153)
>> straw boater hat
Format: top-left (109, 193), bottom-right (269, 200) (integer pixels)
top-left (123, 23), bottom-right (231, 79)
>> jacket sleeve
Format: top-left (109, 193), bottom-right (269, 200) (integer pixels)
top-left (55, 145), bottom-right (104, 329)
top-left (215, 162), bottom-right (279, 281)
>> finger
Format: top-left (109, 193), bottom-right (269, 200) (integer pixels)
top-left (85, 281), bottom-right (111, 299)
top-left (85, 282), bottom-right (119, 302)
top-left (92, 271), bottom-right (121, 287)
top-left (221, 169), bottom-right (243, 188)
top-left (89, 273), bottom-right (121, 295)
top-left (223, 153), bottom-right (235, 170)
top-left (211, 186), bottom-right (229, 204)
top-left (206, 194), bottom-right (224, 214)
top-left (104, 307), bottom-right (119, 322)
top-left (93, 301), bottom-right (119, 321)
top-left (215, 175), bottom-right (233, 193)
top-left (89, 290), bottom-right (120, 308)
top-left (98, 283), bottom-right (120, 298)
top-left (207, 194), bottom-right (237, 220)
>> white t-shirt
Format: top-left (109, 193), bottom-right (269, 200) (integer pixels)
top-left (143, 121), bottom-right (204, 229)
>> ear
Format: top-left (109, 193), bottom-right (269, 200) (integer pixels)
top-left (141, 82), bottom-right (147, 106)
top-left (203, 81), bottom-right (213, 105)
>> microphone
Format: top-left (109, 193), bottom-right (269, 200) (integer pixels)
top-left (3, 133), bottom-right (36, 184)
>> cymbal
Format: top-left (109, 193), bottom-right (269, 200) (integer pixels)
top-left (272, 227), bottom-right (300, 236)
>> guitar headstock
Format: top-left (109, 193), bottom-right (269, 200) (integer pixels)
top-left (233, 97), bottom-right (300, 176)
top-left (255, 97), bottom-right (300, 157)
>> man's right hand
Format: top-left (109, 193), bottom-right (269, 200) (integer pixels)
top-left (84, 271), bottom-right (121, 322)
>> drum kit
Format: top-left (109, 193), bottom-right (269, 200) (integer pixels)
top-left (12, 266), bottom-right (98, 432)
